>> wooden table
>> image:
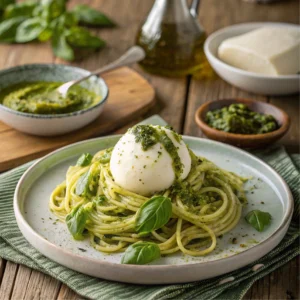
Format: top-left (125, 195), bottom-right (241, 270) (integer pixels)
top-left (0, 0), bottom-right (299, 299)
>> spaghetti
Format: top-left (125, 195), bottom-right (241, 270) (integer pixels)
top-left (50, 147), bottom-right (247, 259)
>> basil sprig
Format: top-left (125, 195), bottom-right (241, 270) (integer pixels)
top-left (0, 0), bottom-right (15, 11)
top-left (16, 17), bottom-right (47, 43)
top-left (121, 241), bottom-right (161, 265)
top-left (0, 16), bottom-right (26, 42)
top-left (4, 1), bottom-right (36, 19)
top-left (0, 0), bottom-right (115, 61)
top-left (76, 153), bottom-right (93, 167)
top-left (245, 210), bottom-right (272, 232)
top-left (71, 4), bottom-right (116, 27)
top-left (66, 205), bottom-right (88, 240)
top-left (135, 196), bottom-right (172, 235)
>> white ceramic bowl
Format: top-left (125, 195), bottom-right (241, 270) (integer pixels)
top-left (204, 22), bottom-right (300, 95)
top-left (0, 64), bottom-right (109, 136)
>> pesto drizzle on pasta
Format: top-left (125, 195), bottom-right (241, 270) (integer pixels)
top-left (49, 147), bottom-right (247, 264)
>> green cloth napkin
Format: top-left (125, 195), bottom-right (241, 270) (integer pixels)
top-left (0, 115), bottom-right (299, 300)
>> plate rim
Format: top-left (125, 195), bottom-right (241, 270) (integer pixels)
top-left (14, 135), bottom-right (294, 275)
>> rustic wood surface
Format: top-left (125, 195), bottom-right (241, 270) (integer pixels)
top-left (0, 67), bottom-right (155, 172)
top-left (0, 0), bottom-right (299, 299)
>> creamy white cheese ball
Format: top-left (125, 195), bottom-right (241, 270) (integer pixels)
top-left (110, 125), bottom-right (191, 196)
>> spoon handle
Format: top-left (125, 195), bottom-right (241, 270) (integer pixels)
top-left (72, 46), bottom-right (145, 86)
top-left (190, 0), bottom-right (201, 17)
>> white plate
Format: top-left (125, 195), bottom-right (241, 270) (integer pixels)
top-left (14, 136), bottom-right (293, 284)
top-left (204, 22), bottom-right (300, 95)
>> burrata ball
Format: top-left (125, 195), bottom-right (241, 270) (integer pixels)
top-left (110, 125), bottom-right (191, 196)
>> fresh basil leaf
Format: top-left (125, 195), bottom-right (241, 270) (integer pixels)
top-left (66, 26), bottom-right (105, 49)
top-left (32, 4), bottom-right (42, 18)
top-left (38, 27), bottom-right (52, 41)
top-left (49, 12), bottom-right (77, 33)
top-left (51, 29), bottom-right (74, 61)
top-left (59, 12), bottom-right (78, 28)
top-left (16, 17), bottom-right (46, 42)
top-left (75, 167), bottom-right (99, 197)
top-left (135, 196), bottom-right (172, 235)
top-left (75, 171), bottom-right (90, 196)
top-left (93, 195), bottom-right (106, 205)
top-left (245, 210), bottom-right (272, 232)
top-left (40, 0), bottom-right (66, 21)
top-left (76, 153), bottom-right (93, 167)
top-left (4, 2), bottom-right (36, 19)
top-left (121, 241), bottom-right (160, 265)
top-left (0, 16), bottom-right (26, 42)
top-left (72, 4), bottom-right (115, 27)
top-left (66, 205), bottom-right (88, 240)
top-left (0, 0), bottom-right (15, 11)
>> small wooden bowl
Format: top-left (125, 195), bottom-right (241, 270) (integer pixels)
top-left (195, 98), bottom-right (290, 148)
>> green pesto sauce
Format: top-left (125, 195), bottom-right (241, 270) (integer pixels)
top-left (170, 180), bottom-right (219, 207)
top-left (206, 103), bottom-right (279, 134)
top-left (131, 125), bottom-right (184, 179)
top-left (0, 81), bottom-right (101, 114)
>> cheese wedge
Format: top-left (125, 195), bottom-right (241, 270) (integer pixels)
top-left (218, 27), bottom-right (300, 75)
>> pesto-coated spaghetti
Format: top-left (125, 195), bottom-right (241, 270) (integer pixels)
top-left (50, 138), bottom-right (247, 263)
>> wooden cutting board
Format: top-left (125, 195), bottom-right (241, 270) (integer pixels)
top-left (0, 67), bottom-right (155, 172)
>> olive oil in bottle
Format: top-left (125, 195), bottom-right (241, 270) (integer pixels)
top-left (136, 0), bottom-right (209, 78)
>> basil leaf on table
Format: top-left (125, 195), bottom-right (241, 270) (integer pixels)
top-left (245, 210), bottom-right (272, 232)
top-left (51, 29), bottom-right (74, 61)
top-left (66, 205), bottom-right (89, 240)
top-left (38, 27), bottom-right (52, 42)
top-left (121, 241), bottom-right (161, 265)
top-left (0, 0), bottom-right (15, 11)
top-left (3, 2), bottom-right (36, 19)
top-left (76, 153), bottom-right (93, 167)
top-left (0, 16), bottom-right (26, 42)
top-left (16, 17), bottom-right (46, 42)
top-left (66, 26), bottom-right (105, 49)
top-left (72, 4), bottom-right (115, 27)
top-left (53, 12), bottom-right (78, 28)
top-left (135, 196), bottom-right (172, 235)
top-left (40, 0), bottom-right (67, 22)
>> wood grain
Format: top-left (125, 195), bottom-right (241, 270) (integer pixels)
top-left (10, 265), bottom-right (32, 300)
top-left (0, 258), bottom-right (6, 285)
top-left (0, 67), bottom-right (155, 172)
top-left (268, 95), bottom-right (299, 153)
top-left (22, 270), bottom-right (61, 300)
top-left (57, 285), bottom-right (85, 300)
top-left (0, 261), bottom-right (18, 300)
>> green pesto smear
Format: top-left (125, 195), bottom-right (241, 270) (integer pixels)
top-left (131, 125), bottom-right (184, 179)
top-left (206, 103), bottom-right (279, 134)
top-left (0, 81), bottom-right (102, 114)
